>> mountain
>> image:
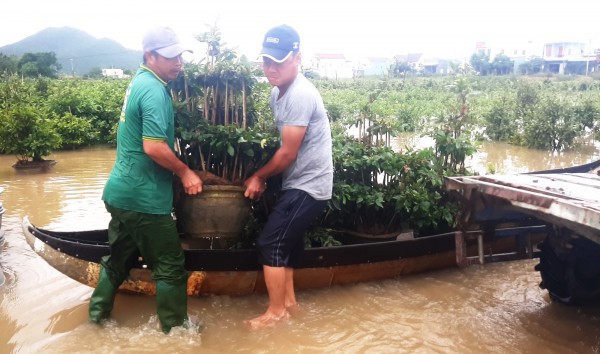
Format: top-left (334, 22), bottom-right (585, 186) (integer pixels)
top-left (0, 27), bottom-right (142, 76)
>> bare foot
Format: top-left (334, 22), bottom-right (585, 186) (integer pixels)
top-left (244, 310), bottom-right (290, 330)
top-left (285, 303), bottom-right (300, 315)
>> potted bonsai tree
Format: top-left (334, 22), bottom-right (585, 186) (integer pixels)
top-left (0, 75), bottom-right (60, 170)
top-left (171, 26), bottom-right (278, 248)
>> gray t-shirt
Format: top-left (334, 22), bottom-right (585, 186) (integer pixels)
top-left (270, 73), bottom-right (333, 200)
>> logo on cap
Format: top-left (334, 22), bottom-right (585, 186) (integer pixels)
top-left (259, 25), bottom-right (300, 63)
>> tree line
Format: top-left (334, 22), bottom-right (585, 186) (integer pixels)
top-left (0, 52), bottom-right (61, 78)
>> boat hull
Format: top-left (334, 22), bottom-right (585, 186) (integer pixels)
top-left (22, 216), bottom-right (541, 296)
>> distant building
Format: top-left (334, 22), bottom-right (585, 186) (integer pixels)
top-left (394, 53), bottom-right (424, 71)
top-left (542, 41), bottom-right (590, 74)
top-left (474, 40), bottom-right (541, 73)
top-left (594, 49), bottom-right (600, 74)
top-left (477, 39), bottom-right (597, 75)
top-left (101, 68), bottom-right (124, 78)
top-left (363, 57), bottom-right (392, 77)
top-left (422, 58), bottom-right (450, 75)
top-left (313, 53), bottom-right (353, 79)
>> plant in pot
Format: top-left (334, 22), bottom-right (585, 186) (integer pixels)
top-left (321, 83), bottom-right (460, 242)
top-left (0, 75), bottom-right (60, 170)
top-left (171, 27), bottom-right (278, 248)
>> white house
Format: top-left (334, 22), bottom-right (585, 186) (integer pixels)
top-left (312, 53), bottom-right (353, 79)
top-left (102, 68), bottom-right (124, 78)
top-left (362, 57), bottom-right (392, 77)
top-left (475, 40), bottom-right (542, 72)
top-left (542, 41), bottom-right (589, 74)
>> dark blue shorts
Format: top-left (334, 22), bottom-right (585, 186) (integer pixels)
top-left (256, 189), bottom-right (327, 267)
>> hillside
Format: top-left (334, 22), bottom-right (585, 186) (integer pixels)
top-left (0, 27), bottom-right (142, 76)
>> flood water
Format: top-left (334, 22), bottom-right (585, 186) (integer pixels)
top-left (1, 142), bottom-right (600, 354)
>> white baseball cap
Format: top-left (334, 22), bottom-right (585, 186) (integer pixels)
top-left (142, 26), bottom-right (192, 58)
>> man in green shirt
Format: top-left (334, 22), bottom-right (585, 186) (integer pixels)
top-left (89, 26), bottom-right (202, 333)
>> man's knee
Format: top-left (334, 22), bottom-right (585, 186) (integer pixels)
top-left (152, 264), bottom-right (188, 285)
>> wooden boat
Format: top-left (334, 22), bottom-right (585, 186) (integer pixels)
top-left (20, 160), bottom-right (600, 298)
top-left (21, 216), bottom-right (541, 296)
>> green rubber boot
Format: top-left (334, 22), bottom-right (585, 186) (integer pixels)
top-left (156, 279), bottom-right (188, 333)
top-left (89, 267), bottom-right (119, 323)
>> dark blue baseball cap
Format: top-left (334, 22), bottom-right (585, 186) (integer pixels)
top-left (259, 25), bottom-right (300, 63)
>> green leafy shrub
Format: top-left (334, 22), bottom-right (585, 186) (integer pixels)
top-left (46, 79), bottom-right (126, 145)
top-left (523, 97), bottom-right (580, 151)
top-left (179, 120), bottom-right (278, 184)
top-left (52, 112), bottom-right (99, 149)
top-left (484, 95), bottom-right (517, 142)
top-left (0, 105), bottom-right (60, 161)
top-left (327, 136), bottom-right (457, 236)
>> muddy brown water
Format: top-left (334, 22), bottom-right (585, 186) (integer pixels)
top-left (1, 142), bottom-right (600, 353)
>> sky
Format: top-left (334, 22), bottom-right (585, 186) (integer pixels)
top-left (1, 0), bottom-right (599, 62)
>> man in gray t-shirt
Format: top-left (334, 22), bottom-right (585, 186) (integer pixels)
top-left (272, 71), bottom-right (333, 200)
top-left (244, 24), bottom-right (333, 329)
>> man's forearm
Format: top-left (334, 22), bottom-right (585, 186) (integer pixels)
top-left (253, 124), bottom-right (305, 181)
top-left (253, 148), bottom-right (296, 181)
top-left (143, 140), bottom-right (190, 177)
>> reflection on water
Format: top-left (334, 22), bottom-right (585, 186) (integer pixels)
top-left (472, 140), bottom-right (600, 174)
top-left (394, 133), bottom-right (600, 174)
top-left (0, 147), bottom-right (114, 230)
top-left (0, 145), bottom-right (599, 353)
